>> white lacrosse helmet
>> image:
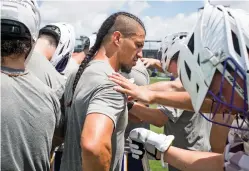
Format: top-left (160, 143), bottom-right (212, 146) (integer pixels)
top-left (178, 4), bottom-right (249, 128)
top-left (1, 0), bottom-right (41, 42)
top-left (160, 32), bottom-right (188, 74)
top-left (42, 22), bottom-right (76, 73)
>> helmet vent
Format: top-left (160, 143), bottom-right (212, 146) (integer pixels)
top-left (67, 40), bottom-right (70, 49)
top-left (187, 33), bottom-right (194, 55)
top-left (231, 31), bottom-right (241, 57)
top-left (179, 35), bottom-right (187, 39)
top-left (179, 71), bottom-right (183, 83)
top-left (197, 54), bottom-right (200, 66)
top-left (164, 48), bottom-right (168, 54)
top-left (184, 61), bottom-right (191, 80)
top-left (58, 45), bottom-right (64, 55)
top-left (228, 11), bottom-right (234, 18)
top-left (196, 84), bottom-right (199, 93)
top-left (171, 51), bottom-right (180, 61)
top-left (246, 46), bottom-right (249, 58)
top-left (217, 7), bottom-right (222, 12)
top-left (164, 55), bottom-right (167, 62)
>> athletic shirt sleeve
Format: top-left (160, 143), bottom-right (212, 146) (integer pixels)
top-left (86, 82), bottom-right (127, 128)
top-left (157, 105), bottom-right (184, 123)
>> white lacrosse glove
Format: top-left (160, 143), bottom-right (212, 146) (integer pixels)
top-left (129, 128), bottom-right (174, 168)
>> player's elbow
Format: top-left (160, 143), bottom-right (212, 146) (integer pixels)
top-left (152, 110), bottom-right (168, 127)
top-left (81, 139), bottom-right (111, 158)
top-left (152, 120), bottom-right (165, 127)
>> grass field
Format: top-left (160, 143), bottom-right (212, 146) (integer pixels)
top-left (148, 77), bottom-right (169, 171)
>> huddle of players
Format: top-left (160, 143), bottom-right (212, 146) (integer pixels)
top-left (1, 0), bottom-right (249, 171)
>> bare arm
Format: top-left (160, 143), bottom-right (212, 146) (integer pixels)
top-left (81, 113), bottom-right (113, 171)
top-left (109, 73), bottom-right (213, 113)
top-left (151, 91), bottom-right (213, 113)
top-left (129, 102), bottom-right (168, 127)
top-left (163, 146), bottom-right (224, 171)
top-left (141, 58), bottom-right (164, 72)
top-left (144, 79), bottom-right (185, 92)
top-left (210, 114), bottom-right (234, 153)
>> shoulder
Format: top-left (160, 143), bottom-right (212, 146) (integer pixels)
top-left (121, 60), bottom-right (149, 86)
top-left (82, 60), bottom-right (117, 86)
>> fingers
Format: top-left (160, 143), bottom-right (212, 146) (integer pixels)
top-left (142, 60), bottom-right (149, 67)
top-left (142, 59), bottom-right (152, 68)
top-left (109, 77), bottom-right (132, 90)
top-left (130, 147), bottom-right (144, 156)
top-left (113, 86), bottom-right (134, 96)
top-left (109, 73), bottom-right (139, 91)
top-left (129, 139), bottom-right (145, 160)
top-left (109, 73), bottom-right (133, 85)
top-left (145, 62), bottom-right (150, 68)
top-left (128, 96), bottom-right (134, 101)
top-left (131, 153), bottom-right (141, 160)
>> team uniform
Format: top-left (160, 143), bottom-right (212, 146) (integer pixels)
top-left (121, 59), bottom-right (150, 171)
top-left (1, 67), bottom-right (61, 171)
top-left (121, 59), bottom-right (150, 140)
top-left (26, 51), bottom-right (66, 99)
top-left (61, 60), bottom-right (128, 171)
top-left (1, 0), bottom-right (62, 170)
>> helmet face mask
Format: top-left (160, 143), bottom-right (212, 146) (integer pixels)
top-left (178, 4), bottom-right (249, 130)
top-left (202, 57), bottom-right (249, 130)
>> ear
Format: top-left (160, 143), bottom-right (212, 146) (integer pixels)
top-left (112, 31), bottom-right (122, 47)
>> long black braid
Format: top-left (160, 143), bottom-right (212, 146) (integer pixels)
top-left (69, 12), bottom-right (145, 106)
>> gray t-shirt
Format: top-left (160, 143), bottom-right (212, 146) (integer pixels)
top-left (26, 50), bottom-right (66, 99)
top-left (121, 59), bottom-right (150, 140)
top-left (62, 58), bottom-right (80, 78)
top-left (1, 67), bottom-right (61, 171)
top-left (158, 105), bottom-right (212, 171)
top-left (61, 60), bottom-right (128, 171)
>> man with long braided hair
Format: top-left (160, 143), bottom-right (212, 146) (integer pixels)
top-left (60, 12), bottom-right (146, 171)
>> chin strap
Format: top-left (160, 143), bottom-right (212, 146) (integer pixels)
top-left (159, 135), bottom-right (175, 168)
top-left (161, 153), bottom-right (167, 168)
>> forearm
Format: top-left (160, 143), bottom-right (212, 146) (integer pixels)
top-left (210, 115), bottom-right (234, 153)
top-left (130, 102), bottom-right (168, 127)
top-left (145, 80), bottom-right (184, 92)
top-left (153, 61), bottom-right (164, 73)
top-left (81, 113), bottom-right (114, 171)
top-left (164, 146), bottom-right (224, 171)
top-left (82, 143), bottom-right (111, 171)
top-left (151, 91), bottom-right (213, 113)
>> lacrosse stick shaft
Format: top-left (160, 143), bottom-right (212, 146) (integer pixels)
top-left (123, 151), bottom-right (128, 171)
top-left (142, 151), bottom-right (150, 171)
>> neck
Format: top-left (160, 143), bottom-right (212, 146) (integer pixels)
top-left (94, 45), bottom-right (120, 72)
top-left (1, 54), bottom-right (26, 70)
top-left (34, 38), bottom-right (53, 61)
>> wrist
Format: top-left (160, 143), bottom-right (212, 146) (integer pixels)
top-left (148, 90), bottom-right (156, 104)
top-left (156, 150), bottom-right (161, 159)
